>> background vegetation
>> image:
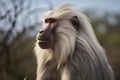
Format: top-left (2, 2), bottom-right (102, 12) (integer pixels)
top-left (0, 0), bottom-right (120, 80)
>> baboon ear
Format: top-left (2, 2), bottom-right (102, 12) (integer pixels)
top-left (70, 16), bottom-right (80, 30)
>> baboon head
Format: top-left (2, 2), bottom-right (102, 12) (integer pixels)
top-left (36, 4), bottom-right (80, 51)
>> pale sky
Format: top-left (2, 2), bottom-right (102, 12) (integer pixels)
top-left (40, 0), bottom-right (120, 13)
top-left (0, 0), bottom-right (120, 31)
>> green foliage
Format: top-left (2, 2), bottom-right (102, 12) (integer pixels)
top-left (0, 33), bottom-right (36, 80)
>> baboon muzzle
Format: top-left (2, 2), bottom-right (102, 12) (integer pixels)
top-left (37, 29), bottom-right (53, 49)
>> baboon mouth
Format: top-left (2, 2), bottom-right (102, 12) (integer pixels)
top-left (39, 40), bottom-right (48, 43)
top-left (38, 40), bottom-right (51, 49)
top-left (38, 38), bottom-right (49, 42)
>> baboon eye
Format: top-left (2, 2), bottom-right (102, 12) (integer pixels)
top-left (45, 18), bottom-right (57, 23)
top-left (70, 16), bottom-right (80, 30)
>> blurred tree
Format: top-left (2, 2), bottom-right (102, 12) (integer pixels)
top-left (0, 0), bottom-right (53, 80)
top-left (0, 0), bottom-right (33, 75)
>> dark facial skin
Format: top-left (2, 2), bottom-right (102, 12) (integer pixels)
top-left (37, 29), bottom-right (54, 49)
top-left (37, 18), bottom-right (57, 49)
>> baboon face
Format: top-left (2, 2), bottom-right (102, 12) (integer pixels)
top-left (36, 18), bottom-right (58, 49)
top-left (36, 16), bottom-right (80, 49)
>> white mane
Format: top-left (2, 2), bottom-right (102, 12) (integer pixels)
top-left (34, 4), bottom-right (114, 80)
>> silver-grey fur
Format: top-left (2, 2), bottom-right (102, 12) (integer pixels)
top-left (34, 4), bottom-right (114, 80)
